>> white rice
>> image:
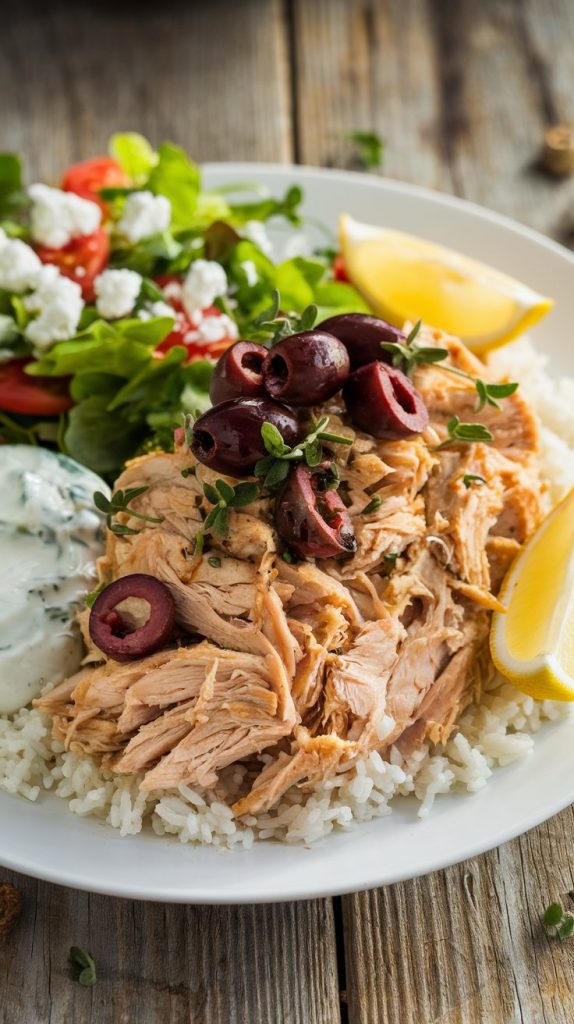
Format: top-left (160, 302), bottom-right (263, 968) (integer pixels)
top-left (0, 338), bottom-right (572, 846)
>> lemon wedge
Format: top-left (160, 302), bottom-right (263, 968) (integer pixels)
top-left (340, 213), bottom-right (553, 355)
top-left (490, 489), bottom-right (574, 701)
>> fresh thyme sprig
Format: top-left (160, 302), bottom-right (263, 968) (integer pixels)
top-left (255, 416), bottom-right (352, 489)
top-left (543, 900), bottom-right (574, 940)
top-left (69, 946), bottom-right (97, 988)
top-left (380, 319), bottom-right (518, 411)
top-left (93, 486), bottom-right (163, 536)
top-left (435, 416), bottom-right (494, 450)
top-left (251, 290), bottom-right (318, 345)
top-left (202, 479), bottom-right (260, 537)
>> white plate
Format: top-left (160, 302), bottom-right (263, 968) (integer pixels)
top-left (1, 165), bottom-right (574, 904)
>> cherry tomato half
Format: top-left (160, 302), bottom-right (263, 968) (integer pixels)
top-left (332, 254), bottom-right (350, 283)
top-left (154, 276), bottom-right (235, 361)
top-left (0, 359), bottom-right (73, 417)
top-left (61, 157), bottom-right (129, 213)
top-left (35, 227), bottom-right (110, 301)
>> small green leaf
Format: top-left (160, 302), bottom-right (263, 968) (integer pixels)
top-left (93, 490), bottom-right (112, 514)
top-left (543, 902), bottom-right (563, 928)
top-left (203, 482), bottom-right (221, 506)
top-left (362, 496), bottom-right (382, 515)
top-left (263, 459), bottom-right (290, 489)
top-left (230, 482), bottom-right (260, 507)
top-left (211, 506), bottom-right (230, 538)
top-left (405, 320), bottom-right (422, 345)
top-left (69, 946), bottom-right (97, 987)
top-left (462, 474), bottom-right (487, 489)
top-left (215, 479), bottom-right (235, 504)
top-left (298, 303), bottom-right (318, 331)
top-left (203, 506), bottom-right (220, 530)
top-left (384, 552), bottom-right (398, 564)
top-left (317, 430), bottom-right (353, 446)
top-left (109, 132), bottom-right (157, 180)
top-left (305, 438), bottom-right (323, 467)
top-left (85, 583), bottom-right (105, 609)
top-left (282, 550), bottom-right (295, 564)
top-left (261, 421), bottom-right (289, 456)
top-left (181, 466), bottom-right (196, 478)
top-left (558, 914), bottom-right (574, 940)
top-left (347, 130), bottom-right (384, 169)
top-left (208, 555), bottom-right (222, 568)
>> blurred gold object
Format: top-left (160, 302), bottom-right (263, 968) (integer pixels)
top-left (541, 124), bottom-right (574, 176)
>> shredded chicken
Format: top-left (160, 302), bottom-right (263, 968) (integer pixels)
top-left (35, 324), bottom-right (545, 819)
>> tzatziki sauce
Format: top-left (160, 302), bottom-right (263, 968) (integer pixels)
top-left (0, 445), bottom-right (108, 714)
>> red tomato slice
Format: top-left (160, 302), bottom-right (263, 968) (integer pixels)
top-left (0, 359), bottom-right (73, 417)
top-left (154, 277), bottom-right (235, 361)
top-left (333, 253), bottom-right (350, 282)
top-left (36, 227), bottom-right (110, 301)
top-left (61, 157), bottom-right (129, 213)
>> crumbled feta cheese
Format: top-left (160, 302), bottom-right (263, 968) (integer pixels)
top-left (94, 268), bottom-right (143, 320)
top-left (29, 183), bottom-right (101, 249)
top-left (0, 314), bottom-right (18, 344)
top-left (243, 220), bottom-right (273, 258)
top-left (137, 300), bottom-right (175, 322)
top-left (117, 191), bottom-right (172, 243)
top-left (241, 260), bottom-right (258, 287)
top-left (183, 313), bottom-right (238, 346)
top-left (181, 260), bottom-right (228, 317)
top-left (0, 229), bottom-right (42, 293)
top-left (24, 267), bottom-right (84, 351)
top-left (162, 280), bottom-right (182, 302)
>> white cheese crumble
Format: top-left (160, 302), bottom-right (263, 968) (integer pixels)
top-left (117, 191), bottom-right (172, 243)
top-left (94, 268), bottom-right (143, 320)
top-left (24, 266), bottom-right (84, 351)
top-left (181, 259), bottom-right (228, 317)
top-left (29, 183), bottom-right (102, 249)
top-left (137, 300), bottom-right (176, 322)
top-left (183, 313), bottom-right (238, 346)
top-left (0, 228), bottom-right (42, 293)
top-left (243, 219), bottom-right (273, 258)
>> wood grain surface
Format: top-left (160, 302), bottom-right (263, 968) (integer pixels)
top-left (1, 1), bottom-right (574, 1022)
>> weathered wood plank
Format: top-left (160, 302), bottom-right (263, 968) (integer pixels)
top-left (292, 0), bottom-right (574, 239)
top-left (342, 807), bottom-right (574, 1024)
top-left (0, 0), bottom-right (293, 181)
top-left (0, 868), bottom-right (341, 1024)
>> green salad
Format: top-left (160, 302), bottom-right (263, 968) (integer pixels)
top-left (0, 132), bottom-right (368, 476)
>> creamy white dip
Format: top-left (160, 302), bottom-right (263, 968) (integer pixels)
top-left (0, 445), bottom-right (108, 714)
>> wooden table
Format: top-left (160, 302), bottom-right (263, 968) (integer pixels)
top-left (2, 1), bottom-right (574, 1021)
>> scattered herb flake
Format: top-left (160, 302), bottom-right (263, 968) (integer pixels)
top-left (347, 130), bottom-right (385, 169)
top-left (208, 555), bottom-right (222, 568)
top-left (462, 474), bottom-right (487, 489)
top-left (85, 582), bottom-right (105, 609)
top-left (69, 946), bottom-right (97, 988)
top-left (181, 466), bottom-right (196, 478)
top-left (362, 496), bottom-right (382, 515)
top-left (542, 900), bottom-right (574, 940)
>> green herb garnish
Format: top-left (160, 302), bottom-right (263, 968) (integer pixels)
top-left (543, 900), bottom-right (574, 940)
top-left (193, 530), bottom-right (204, 559)
top-left (255, 416), bottom-right (352, 490)
top-left (94, 486), bottom-right (163, 536)
top-left (362, 496), bottom-right (382, 515)
top-left (181, 466), bottom-right (196, 478)
top-left (282, 550), bottom-right (296, 564)
top-left (69, 946), bottom-right (97, 988)
top-left (347, 130), bottom-right (385, 169)
top-left (85, 582), bottom-right (105, 609)
top-left (252, 290), bottom-right (318, 345)
top-left (435, 416), bottom-right (494, 450)
top-left (208, 555), bottom-right (222, 568)
top-left (381, 320), bottom-right (518, 413)
top-left (202, 479), bottom-right (259, 538)
top-left (462, 473), bottom-right (487, 489)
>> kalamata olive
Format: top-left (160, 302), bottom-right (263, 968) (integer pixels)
top-left (319, 313), bottom-right (406, 369)
top-left (275, 464), bottom-right (356, 559)
top-left (191, 397), bottom-right (300, 477)
top-left (262, 330), bottom-right (350, 406)
top-left (343, 361), bottom-right (429, 439)
top-left (210, 341), bottom-right (266, 404)
top-left (89, 574), bottom-right (176, 662)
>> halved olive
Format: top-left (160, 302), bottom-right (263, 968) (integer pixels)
top-left (210, 341), bottom-right (266, 404)
top-left (343, 361), bottom-right (429, 439)
top-left (89, 574), bottom-right (175, 662)
top-left (191, 397), bottom-right (300, 477)
top-left (275, 464), bottom-right (356, 559)
top-left (319, 313), bottom-right (405, 369)
top-left (262, 330), bottom-right (350, 406)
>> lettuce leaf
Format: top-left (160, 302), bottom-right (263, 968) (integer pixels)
top-left (147, 142), bottom-right (201, 227)
top-left (109, 132), bottom-right (157, 181)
